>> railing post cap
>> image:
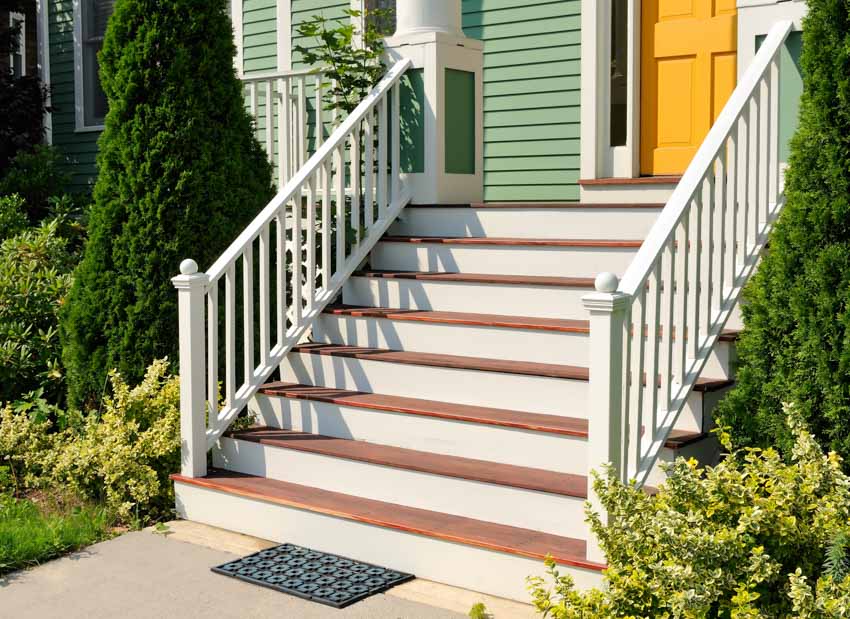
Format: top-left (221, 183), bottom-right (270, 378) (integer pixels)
top-left (180, 259), bottom-right (199, 275)
top-left (595, 272), bottom-right (619, 293)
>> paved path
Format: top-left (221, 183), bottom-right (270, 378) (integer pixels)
top-left (0, 530), bottom-right (467, 619)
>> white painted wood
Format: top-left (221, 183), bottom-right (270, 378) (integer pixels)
top-left (214, 436), bottom-right (586, 538)
top-left (36, 0), bottom-right (52, 143)
top-left (281, 349), bottom-right (589, 418)
top-left (173, 481), bottom-right (604, 601)
top-left (344, 275), bottom-right (594, 319)
top-left (587, 21), bottom-right (792, 489)
top-left (171, 262), bottom-right (208, 478)
top-left (371, 241), bottom-right (640, 278)
top-left (231, 0), bottom-right (243, 75)
top-left (388, 206), bottom-right (664, 240)
top-left (579, 183), bottom-right (677, 205)
top-left (276, 0), bottom-right (291, 72)
top-left (251, 393), bottom-right (588, 475)
top-left (249, 392), bottom-right (710, 479)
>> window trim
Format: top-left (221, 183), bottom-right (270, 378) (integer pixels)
top-left (9, 11), bottom-right (26, 77)
top-left (73, 0), bottom-right (110, 132)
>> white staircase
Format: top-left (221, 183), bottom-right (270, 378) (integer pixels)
top-left (171, 21), bottom-right (793, 603)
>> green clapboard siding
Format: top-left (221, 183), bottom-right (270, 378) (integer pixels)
top-left (462, 0), bottom-right (581, 202)
top-left (445, 69), bottom-right (475, 174)
top-left (243, 0), bottom-right (277, 74)
top-left (48, 0), bottom-right (100, 192)
top-left (400, 68), bottom-right (425, 173)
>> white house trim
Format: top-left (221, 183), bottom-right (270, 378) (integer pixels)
top-left (580, 0), bottom-right (641, 182)
top-left (231, 0), bottom-right (244, 76)
top-left (72, 0), bottom-right (104, 132)
top-left (36, 0), bottom-right (52, 143)
top-left (276, 0), bottom-right (292, 71)
top-left (9, 11), bottom-right (25, 76)
top-left (737, 0), bottom-right (806, 75)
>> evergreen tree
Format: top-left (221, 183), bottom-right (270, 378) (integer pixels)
top-left (61, 0), bottom-right (273, 408)
top-left (716, 0), bottom-right (850, 461)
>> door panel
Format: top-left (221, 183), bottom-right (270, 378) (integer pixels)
top-left (641, 0), bottom-right (737, 175)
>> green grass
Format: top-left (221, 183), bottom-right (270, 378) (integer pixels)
top-left (0, 493), bottom-right (113, 575)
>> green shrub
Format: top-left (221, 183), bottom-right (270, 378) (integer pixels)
top-left (0, 146), bottom-right (71, 223)
top-left (0, 219), bottom-right (75, 405)
top-left (49, 359), bottom-right (180, 523)
top-left (0, 194), bottom-right (28, 239)
top-left (527, 406), bottom-right (850, 617)
top-left (0, 359), bottom-right (179, 524)
top-left (61, 0), bottom-right (274, 409)
top-left (714, 0), bottom-right (850, 462)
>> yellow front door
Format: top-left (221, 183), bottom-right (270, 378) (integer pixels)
top-left (640, 0), bottom-right (737, 176)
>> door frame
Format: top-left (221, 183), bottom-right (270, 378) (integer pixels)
top-left (580, 0), bottom-right (642, 181)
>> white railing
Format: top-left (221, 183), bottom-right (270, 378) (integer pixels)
top-left (241, 67), bottom-right (338, 190)
top-left (173, 58), bottom-right (412, 477)
top-left (582, 20), bottom-right (793, 557)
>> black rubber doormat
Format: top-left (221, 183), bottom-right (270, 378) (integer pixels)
top-left (211, 543), bottom-right (415, 609)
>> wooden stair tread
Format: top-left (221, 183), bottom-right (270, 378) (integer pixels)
top-left (381, 235), bottom-right (642, 248)
top-left (258, 382), bottom-right (588, 436)
top-left (354, 270), bottom-right (596, 288)
top-left (292, 343), bottom-right (589, 380)
top-left (257, 382), bottom-right (706, 449)
top-left (228, 427), bottom-right (586, 498)
top-left (410, 202), bottom-right (665, 209)
top-left (579, 176), bottom-right (681, 186)
top-left (171, 469), bottom-right (603, 570)
top-left (291, 343), bottom-right (732, 390)
top-left (323, 305), bottom-right (589, 333)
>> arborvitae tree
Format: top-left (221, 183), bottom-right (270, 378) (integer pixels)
top-left (61, 0), bottom-right (273, 408)
top-left (716, 0), bottom-right (850, 461)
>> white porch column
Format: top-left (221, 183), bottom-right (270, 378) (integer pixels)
top-left (384, 0), bottom-right (483, 204)
top-left (582, 272), bottom-right (630, 564)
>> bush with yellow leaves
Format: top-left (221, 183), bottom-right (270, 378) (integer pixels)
top-left (527, 405), bottom-right (850, 618)
top-left (0, 359), bottom-right (180, 524)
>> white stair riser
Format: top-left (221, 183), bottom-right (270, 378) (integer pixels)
top-left (280, 352), bottom-right (708, 431)
top-left (251, 394), bottom-right (588, 475)
top-left (214, 437), bottom-right (586, 538)
top-left (389, 207), bottom-right (663, 240)
top-left (344, 277), bottom-right (589, 319)
top-left (314, 313), bottom-right (737, 379)
top-left (314, 314), bottom-right (590, 366)
top-left (645, 435), bottom-right (721, 488)
top-left (281, 350), bottom-right (586, 417)
top-left (371, 242), bottom-right (638, 277)
top-left (174, 482), bottom-right (604, 601)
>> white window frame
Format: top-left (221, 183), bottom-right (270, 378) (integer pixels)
top-left (580, 0), bottom-right (641, 182)
top-left (73, 0), bottom-right (112, 132)
top-left (36, 0), bottom-right (52, 143)
top-left (9, 11), bottom-right (26, 77)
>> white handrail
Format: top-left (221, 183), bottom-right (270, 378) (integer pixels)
top-left (173, 58), bottom-right (413, 477)
top-left (582, 19), bottom-right (793, 563)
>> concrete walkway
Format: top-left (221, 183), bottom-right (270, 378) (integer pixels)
top-left (0, 521), bottom-right (537, 619)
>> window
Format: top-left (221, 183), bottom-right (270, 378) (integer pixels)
top-left (76, 0), bottom-right (115, 129)
top-left (609, 0), bottom-right (628, 147)
top-left (9, 12), bottom-right (25, 77)
top-left (365, 0), bottom-right (396, 36)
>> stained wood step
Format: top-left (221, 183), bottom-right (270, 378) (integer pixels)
top-left (258, 382), bottom-right (706, 450)
top-left (579, 176), bottom-right (682, 186)
top-left (258, 382), bottom-right (588, 436)
top-left (171, 469), bottom-right (604, 570)
top-left (323, 305), bottom-right (589, 333)
top-left (227, 427), bottom-right (586, 498)
top-left (411, 202), bottom-right (665, 209)
top-left (353, 270), bottom-right (596, 289)
top-left (290, 343), bottom-right (733, 391)
top-left (381, 235), bottom-right (643, 248)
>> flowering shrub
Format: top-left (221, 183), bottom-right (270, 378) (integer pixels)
top-left (528, 405), bottom-right (850, 617)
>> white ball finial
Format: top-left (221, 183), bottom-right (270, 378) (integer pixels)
top-left (595, 272), bottom-right (619, 293)
top-left (180, 259), bottom-right (199, 275)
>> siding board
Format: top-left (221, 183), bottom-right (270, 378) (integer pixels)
top-left (464, 0), bottom-right (581, 202)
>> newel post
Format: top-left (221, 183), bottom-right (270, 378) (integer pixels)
top-left (581, 272), bottom-right (630, 563)
top-left (172, 259), bottom-right (208, 478)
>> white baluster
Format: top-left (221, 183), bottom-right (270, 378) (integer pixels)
top-left (350, 126), bottom-right (362, 245)
top-left (364, 110), bottom-right (374, 228)
top-left (276, 212), bottom-right (287, 348)
top-left (378, 95), bottom-right (388, 218)
top-left (279, 78), bottom-right (289, 187)
top-left (259, 226), bottom-right (271, 367)
top-left (391, 82), bottom-right (401, 202)
top-left (225, 264), bottom-right (236, 407)
top-left (335, 144), bottom-right (346, 275)
top-left (265, 80), bottom-right (274, 163)
top-left (242, 248), bottom-right (255, 386)
top-left (207, 279), bottom-right (219, 430)
top-left (322, 159), bottom-right (332, 289)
